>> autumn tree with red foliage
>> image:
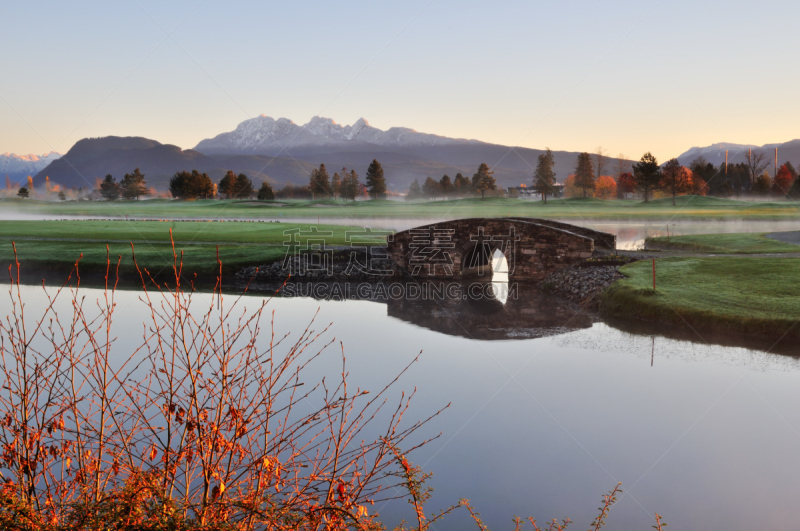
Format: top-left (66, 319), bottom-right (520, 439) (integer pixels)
top-left (772, 164), bottom-right (795, 196)
top-left (616, 172), bottom-right (636, 199)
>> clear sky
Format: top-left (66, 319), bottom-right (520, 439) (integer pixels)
top-left (2, 0), bottom-right (799, 161)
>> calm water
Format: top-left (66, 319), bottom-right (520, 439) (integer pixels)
top-left (6, 280), bottom-right (800, 530)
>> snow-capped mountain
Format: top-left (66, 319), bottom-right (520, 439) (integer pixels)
top-left (1, 152), bottom-right (61, 182)
top-left (189, 114), bottom-right (636, 189)
top-left (194, 115), bottom-right (480, 155)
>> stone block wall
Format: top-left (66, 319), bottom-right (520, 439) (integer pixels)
top-left (387, 217), bottom-right (607, 282)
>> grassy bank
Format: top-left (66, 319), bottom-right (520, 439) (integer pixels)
top-left (6, 194), bottom-right (800, 221)
top-left (602, 256), bottom-right (800, 341)
top-left (645, 232), bottom-right (800, 253)
top-left (0, 220), bottom-right (381, 280)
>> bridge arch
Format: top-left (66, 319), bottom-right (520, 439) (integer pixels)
top-left (387, 217), bottom-right (615, 282)
top-left (460, 239), bottom-right (514, 279)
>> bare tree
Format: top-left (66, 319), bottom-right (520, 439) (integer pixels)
top-left (745, 149), bottom-right (769, 190)
top-left (616, 153), bottom-right (630, 179)
top-left (595, 146), bottom-right (608, 178)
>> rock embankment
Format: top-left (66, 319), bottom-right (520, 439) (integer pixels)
top-left (543, 262), bottom-right (624, 304)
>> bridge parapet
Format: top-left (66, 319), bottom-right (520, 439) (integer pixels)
top-left (506, 218), bottom-right (616, 250)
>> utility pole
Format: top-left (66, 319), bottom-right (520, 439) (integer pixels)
top-left (775, 147), bottom-right (779, 178)
top-left (725, 150), bottom-right (728, 174)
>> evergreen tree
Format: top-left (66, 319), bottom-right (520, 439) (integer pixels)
top-left (17, 187), bottom-right (29, 199)
top-left (170, 170), bottom-right (215, 199)
top-left (331, 172), bottom-right (342, 200)
top-left (196, 171), bottom-right (215, 199)
top-left (787, 173), bottom-right (800, 199)
top-left (439, 175), bottom-right (453, 198)
top-left (422, 176), bottom-right (440, 199)
top-left (257, 182), bottom-right (275, 200)
top-left (689, 157), bottom-right (717, 183)
top-left (532, 148), bottom-right (557, 203)
top-left (633, 152), bottom-right (661, 202)
top-left (235, 173), bottom-right (254, 198)
top-left (309, 164), bottom-right (332, 198)
top-left (58, 190), bottom-right (66, 201)
top-left (406, 179), bottom-right (422, 201)
top-left (99, 174), bottom-right (121, 201)
top-left (121, 168), bottom-right (148, 200)
top-left (453, 173), bottom-right (471, 195)
top-left (341, 170), bottom-right (360, 201)
top-left (753, 172), bottom-right (772, 195)
top-left (219, 170), bottom-right (238, 198)
top-left (573, 153), bottom-right (596, 198)
top-left (471, 163), bottom-right (497, 199)
top-left (365, 159), bottom-right (386, 199)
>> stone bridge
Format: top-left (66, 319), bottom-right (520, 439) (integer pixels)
top-left (387, 218), bottom-right (615, 282)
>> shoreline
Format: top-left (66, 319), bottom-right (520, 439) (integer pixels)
top-left (599, 256), bottom-right (800, 348)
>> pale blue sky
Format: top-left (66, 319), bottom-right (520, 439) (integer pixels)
top-left (2, 0), bottom-right (799, 161)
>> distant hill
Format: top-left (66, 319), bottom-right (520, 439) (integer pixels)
top-left (676, 140), bottom-right (800, 168)
top-left (33, 137), bottom-right (314, 190)
top-left (194, 115), bottom-right (635, 190)
top-left (1, 152), bottom-right (61, 184)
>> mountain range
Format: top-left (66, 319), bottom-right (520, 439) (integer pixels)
top-left (676, 140), bottom-right (800, 168)
top-left (1, 152), bottom-right (61, 184)
top-left (193, 115), bottom-right (632, 189)
top-left (194, 115), bottom-right (483, 154)
top-left (30, 116), bottom-right (633, 191)
top-left (21, 115), bottom-right (800, 192)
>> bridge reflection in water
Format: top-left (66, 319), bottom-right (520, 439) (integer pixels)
top-left (382, 247), bottom-right (591, 341)
top-left (384, 280), bottom-right (592, 341)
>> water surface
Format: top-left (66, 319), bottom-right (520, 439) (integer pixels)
top-left (6, 281), bottom-right (800, 530)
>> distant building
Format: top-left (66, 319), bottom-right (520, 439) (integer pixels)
top-left (507, 184), bottom-right (536, 197)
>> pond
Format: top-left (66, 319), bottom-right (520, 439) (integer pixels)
top-left (5, 276), bottom-right (800, 530)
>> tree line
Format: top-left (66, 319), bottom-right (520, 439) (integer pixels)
top-left (403, 147), bottom-right (800, 204)
top-left (19, 150), bottom-right (800, 203)
top-left (405, 163), bottom-right (499, 200)
top-left (533, 149), bottom-right (711, 204)
top-left (553, 150), bottom-right (800, 204)
top-left (306, 159), bottom-right (388, 200)
top-left (88, 159), bottom-right (392, 202)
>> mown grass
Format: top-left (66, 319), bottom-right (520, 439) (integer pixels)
top-left (645, 232), bottom-right (800, 254)
top-left (7, 194), bottom-right (800, 221)
top-left (602, 256), bottom-right (800, 341)
top-left (0, 220), bottom-right (382, 279)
